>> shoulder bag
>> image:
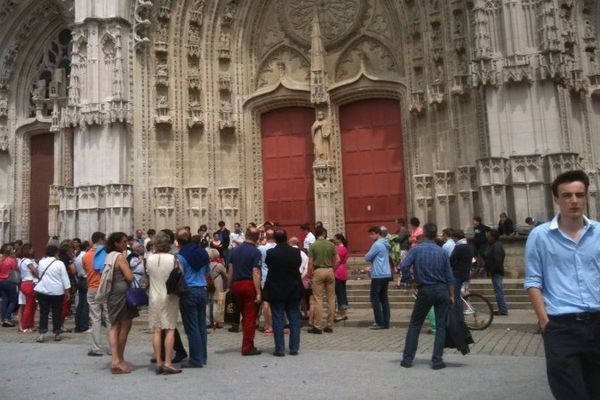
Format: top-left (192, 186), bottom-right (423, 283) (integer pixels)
top-left (166, 256), bottom-right (188, 296)
top-left (125, 278), bottom-right (148, 307)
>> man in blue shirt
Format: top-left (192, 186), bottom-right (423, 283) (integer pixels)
top-left (525, 170), bottom-right (600, 400)
top-left (176, 228), bottom-right (210, 368)
top-left (400, 223), bottom-right (454, 370)
top-left (364, 226), bottom-right (392, 329)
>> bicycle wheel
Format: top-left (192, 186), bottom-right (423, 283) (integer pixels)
top-left (463, 293), bottom-right (494, 330)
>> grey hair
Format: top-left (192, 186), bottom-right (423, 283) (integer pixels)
top-left (153, 231), bottom-right (172, 253)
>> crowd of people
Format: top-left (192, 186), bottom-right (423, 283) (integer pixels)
top-left (0, 169), bottom-right (597, 399)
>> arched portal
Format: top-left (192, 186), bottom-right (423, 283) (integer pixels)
top-left (261, 107), bottom-right (315, 239)
top-left (340, 98), bottom-right (406, 254)
top-left (29, 133), bottom-right (54, 257)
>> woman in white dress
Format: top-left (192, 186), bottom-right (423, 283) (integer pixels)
top-left (146, 231), bottom-right (182, 375)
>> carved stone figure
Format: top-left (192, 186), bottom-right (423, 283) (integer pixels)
top-left (311, 111), bottom-right (330, 162)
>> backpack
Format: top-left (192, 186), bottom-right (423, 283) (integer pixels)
top-left (386, 234), bottom-right (402, 267)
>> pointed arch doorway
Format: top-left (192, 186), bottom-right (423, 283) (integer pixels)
top-left (261, 107), bottom-right (315, 239)
top-left (29, 133), bottom-right (54, 258)
top-left (340, 98), bottom-right (407, 254)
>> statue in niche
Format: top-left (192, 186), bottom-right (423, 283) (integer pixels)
top-left (584, 19), bottom-right (595, 39)
top-left (311, 111), bottom-right (331, 162)
top-left (157, 95), bottom-right (168, 108)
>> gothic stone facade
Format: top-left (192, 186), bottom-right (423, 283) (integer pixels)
top-left (1, 0), bottom-right (600, 249)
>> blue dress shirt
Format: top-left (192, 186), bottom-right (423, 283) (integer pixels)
top-left (524, 214), bottom-right (600, 315)
top-left (400, 240), bottom-right (454, 286)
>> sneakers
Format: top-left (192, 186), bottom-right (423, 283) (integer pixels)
top-left (88, 350), bottom-right (103, 357)
top-left (307, 327), bottom-right (323, 334)
top-left (54, 333), bottom-right (62, 341)
top-left (36, 334), bottom-right (45, 343)
top-left (493, 310), bottom-right (508, 316)
top-left (323, 327), bottom-right (333, 333)
top-left (2, 320), bottom-right (15, 327)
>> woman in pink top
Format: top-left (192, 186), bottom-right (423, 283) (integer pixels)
top-left (408, 217), bottom-right (424, 248)
top-left (0, 243), bottom-right (19, 327)
top-left (334, 234), bottom-right (349, 322)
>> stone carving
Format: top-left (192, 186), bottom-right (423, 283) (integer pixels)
top-left (221, 1), bottom-right (238, 27)
top-left (219, 101), bottom-right (234, 130)
top-left (155, 63), bottom-right (168, 86)
top-left (188, 73), bottom-right (200, 90)
top-left (157, 0), bottom-right (171, 20)
top-left (188, 95), bottom-right (203, 128)
top-left (281, 0), bottom-right (367, 48)
top-left (472, 0), bottom-right (492, 60)
top-left (256, 46), bottom-right (309, 89)
top-left (471, 59), bottom-right (500, 87)
top-left (335, 37), bottom-right (398, 81)
top-left (133, 0), bottom-right (153, 50)
top-left (218, 187), bottom-right (240, 225)
top-left (0, 125), bottom-right (8, 152)
top-left (310, 14), bottom-right (328, 104)
top-left (218, 32), bottom-right (231, 60)
top-left (409, 91), bottom-right (426, 113)
top-left (503, 55), bottom-right (533, 84)
top-left (219, 73), bottom-right (231, 92)
top-left (311, 111), bottom-right (331, 162)
top-left (0, 96), bottom-right (7, 119)
top-left (189, 1), bottom-right (206, 26)
top-left (155, 22), bottom-right (169, 53)
top-left (155, 96), bottom-right (172, 125)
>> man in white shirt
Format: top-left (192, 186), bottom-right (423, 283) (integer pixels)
top-left (301, 223), bottom-right (315, 251)
top-left (230, 223), bottom-right (245, 250)
top-left (258, 229), bottom-right (276, 333)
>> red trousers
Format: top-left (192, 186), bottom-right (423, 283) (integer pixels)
top-left (61, 296), bottom-right (71, 326)
top-left (20, 280), bottom-right (36, 329)
top-left (232, 280), bottom-right (259, 354)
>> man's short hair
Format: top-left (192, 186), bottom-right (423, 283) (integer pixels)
top-left (409, 217), bottom-right (420, 227)
top-left (487, 229), bottom-right (501, 240)
top-left (274, 229), bottom-right (287, 244)
top-left (300, 223), bottom-right (310, 231)
top-left (91, 231), bottom-right (106, 244)
top-left (218, 220), bottom-right (226, 227)
top-left (147, 229), bottom-right (156, 236)
top-left (524, 217), bottom-right (533, 224)
top-left (176, 228), bottom-right (191, 246)
top-left (551, 170), bottom-right (589, 197)
top-left (288, 236), bottom-right (299, 246)
top-left (473, 216), bottom-right (482, 224)
top-left (315, 226), bottom-right (326, 238)
top-left (161, 229), bottom-right (175, 244)
top-left (246, 227), bottom-right (260, 243)
top-left (453, 229), bottom-right (465, 240)
top-left (423, 223), bottom-right (437, 240)
top-left (442, 228), bottom-right (454, 237)
top-left (368, 226), bottom-right (382, 235)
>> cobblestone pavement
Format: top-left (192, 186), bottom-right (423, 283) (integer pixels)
top-left (0, 322), bottom-right (544, 358)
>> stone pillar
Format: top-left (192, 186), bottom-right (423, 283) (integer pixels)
top-left (0, 204), bottom-right (10, 243)
top-left (456, 166), bottom-right (478, 231)
top-left (313, 163), bottom-right (336, 232)
top-left (104, 184), bottom-right (133, 234)
top-left (77, 185), bottom-right (103, 240)
top-left (587, 169), bottom-right (599, 220)
top-left (58, 186), bottom-right (77, 239)
top-left (433, 170), bottom-right (456, 230)
top-left (413, 174), bottom-right (433, 223)
top-left (48, 185), bottom-right (60, 239)
top-left (477, 157), bottom-right (510, 226)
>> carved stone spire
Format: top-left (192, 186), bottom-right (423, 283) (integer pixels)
top-left (471, 0), bottom-right (491, 60)
top-left (310, 12), bottom-right (328, 104)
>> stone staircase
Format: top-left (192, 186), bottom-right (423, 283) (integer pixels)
top-left (343, 279), bottom-right (530, 310)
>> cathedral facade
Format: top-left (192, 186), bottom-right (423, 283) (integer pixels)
top-left (1, 0), bottom-right (599, 253)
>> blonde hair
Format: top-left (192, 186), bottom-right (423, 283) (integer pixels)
top-left (207, 248), bottom-right (220, 260)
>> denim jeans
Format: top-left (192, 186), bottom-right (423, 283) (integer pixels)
top-left (270, 298), bottom-right (301, 354)
top-left (370, 278), bottom-right (390, 328)
top-left (179, 287), bottom-right (208, 366)
top-left (491, 274), bottom-right (508, 314)
top-left (0, 280), bottom-right (18, 321)
top-left (402, 283), bottom-right (450, 364)
top-left (74, 277), bottom-right (89, 331)
top-left (335, 279), bottom-right (348, 310)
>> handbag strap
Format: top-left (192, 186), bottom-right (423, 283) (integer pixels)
top-left (37, 259), bottom-right (57, 283)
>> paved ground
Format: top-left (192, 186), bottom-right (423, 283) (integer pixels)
top-left (0, 323), bottom-right (550, 400)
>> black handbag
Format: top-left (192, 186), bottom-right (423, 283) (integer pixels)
top-left (166, 260), bottom-right (188, 296)
top-left (224, 290), bottom-right (240, 324)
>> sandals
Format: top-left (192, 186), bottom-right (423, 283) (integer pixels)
top-left (110, 367), bottom-right (130, 375)
top-left (161, 366), bottom-right (182, 375)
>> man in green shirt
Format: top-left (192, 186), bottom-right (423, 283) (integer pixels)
top-left (307, 226), bottom-right (339, 334)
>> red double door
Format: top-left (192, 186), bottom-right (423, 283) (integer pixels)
top-left (261, 99), bottom-right (406, 254)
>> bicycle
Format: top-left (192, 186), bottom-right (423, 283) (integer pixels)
top-left (461, 286), bottom-right (494, 330)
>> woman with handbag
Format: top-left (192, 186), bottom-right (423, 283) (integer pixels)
top-left (146, 231), bottom-right (182, 375)
top-left (0, 243), bottom-right (19, 327)
top-left (16, 243), bottom-right (38, 332)
top-left (105, 232), bottom-right (139, 374)
top-left (34, 245), bottom-right (71, 342)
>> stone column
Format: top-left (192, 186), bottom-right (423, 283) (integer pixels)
top-left (477, 157), bottom-right (510, 226)
top-left (456, 166), bottom-right (478, 231)
top-left (413, 174), bottom-right (433, 223)
top-left (509, 155), bottom-right (548, 226)
top-left (433, 170), bottom-right (456, 230)
top-left (218, 187), bottom-right (240, 229)
top-left (313, 163), bottom-right (336, 233)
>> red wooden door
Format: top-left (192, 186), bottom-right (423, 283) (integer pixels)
top-left (340, 99), bottom-right (406, 254)
top-left (261, 107), bottom-right (315, 239)
top-left (30, 133), bottom-right (54, 259)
